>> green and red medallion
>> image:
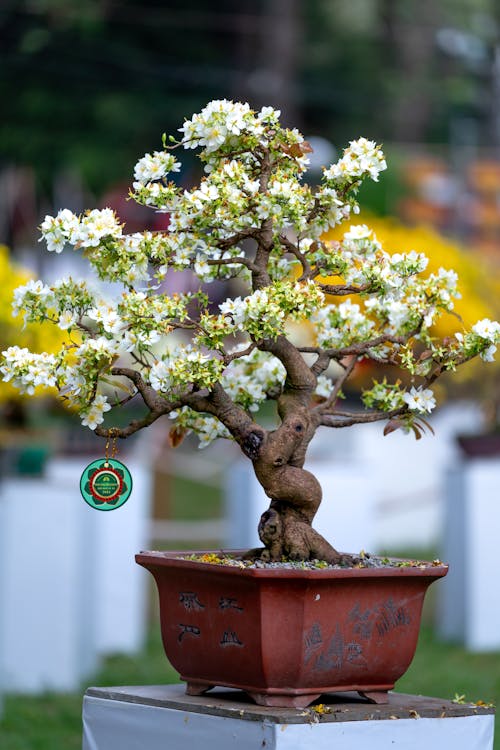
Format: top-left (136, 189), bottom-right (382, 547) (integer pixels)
top-left (80, 458), bottom-right (132, 511)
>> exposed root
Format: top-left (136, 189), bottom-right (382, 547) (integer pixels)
top-left (258, 507), bottom-right (343, 564)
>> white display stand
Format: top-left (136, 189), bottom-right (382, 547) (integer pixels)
top-left (82, 684), bottom-right (495, 750)
top-left (0, 471), bottom-right (98, 693)
top-left (438, 457), bottom-right (500, 651)
top-left (0, 447), bottom-right (152, 693)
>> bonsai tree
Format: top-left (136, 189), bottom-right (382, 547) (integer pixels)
top-left (2, 100), bottom-right (499, 563)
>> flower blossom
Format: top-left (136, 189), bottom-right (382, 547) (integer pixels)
top-left (134, 151), bottom-right (180, 183)
top-left (81, 394), bottom-right (112, 430)
top-left (472, 319), bottom-right (500, 342)
top-left (324, 138), bottom-right (387, 183)
top-left (403, 386), bottom-right (436, 414)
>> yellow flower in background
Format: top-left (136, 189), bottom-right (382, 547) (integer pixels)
top-left (0, 244), bottom-right (65, 403)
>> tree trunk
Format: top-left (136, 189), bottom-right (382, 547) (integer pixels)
top-left (250, 414), bottom-right (343, 563)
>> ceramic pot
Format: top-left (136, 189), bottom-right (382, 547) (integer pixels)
top-left (136, 550), bottom-right (447, 708)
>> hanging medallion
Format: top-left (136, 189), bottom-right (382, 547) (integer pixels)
top-left (80, 458), bottom-right (132, 511)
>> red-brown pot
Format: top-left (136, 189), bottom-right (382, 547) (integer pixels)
top-left (136, 550), bottom-right (447, 708)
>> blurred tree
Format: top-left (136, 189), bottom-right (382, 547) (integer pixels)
top-left (1, 0), bottom-right (499, 200)
top-left (1, 0), bottom-right (250, 192)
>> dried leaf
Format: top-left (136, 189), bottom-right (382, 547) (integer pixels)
top-left (168, 425), bottom-right (187, 448)
top-left (412, 423), bottom-right (423, 440)
top-left (384, 418), bottom-right (402, 436)
top-left (417, 417), bottom-right (435, 436)
top-left (288, 141), bottom-right (314, 158)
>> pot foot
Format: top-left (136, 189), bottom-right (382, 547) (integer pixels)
top-left (186, 681), bottom-right (215, 697)
top-left (358, 690), bottom-right (389, 704)
top-left (248, 692), bottom-right (322, 708)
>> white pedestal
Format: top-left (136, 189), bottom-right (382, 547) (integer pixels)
top-left (82, 685), bottom-right (495, 750)
top-left (0, 448), bottom-right (152, 693)
top-left (438, 458), bottom-right (500, 651)
top-left (0, 472), bottom-right (98, 693)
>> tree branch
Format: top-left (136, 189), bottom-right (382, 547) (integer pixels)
top-left (320, 407), bottom-right (407, 428)
top-left (315, 355), bottom-right (358, 413)
top-left (300, 327), bottom-right (423, 363)
top-left (95, 410), bottom-right (167, 439)
top-left (206, 256), bottom-right (257, 272)
top-left (280, 235), bottom-right (313, 281)
top-left (215, 228), bottom-right (258, 252)
top-left (109, 367), bottom-right (165, 411)
top-left (319, 282), bottom-right (371, 296)
top-left (187, 382), bottom-right (267, 459)
top-left (223, 342), bottom-right (257, 366)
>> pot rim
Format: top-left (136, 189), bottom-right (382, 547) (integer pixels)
top-left (135, 549), bottom-right (448, 580)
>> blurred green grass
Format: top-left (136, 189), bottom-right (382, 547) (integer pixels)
top-left (0, 473), bottom-right (497, 748)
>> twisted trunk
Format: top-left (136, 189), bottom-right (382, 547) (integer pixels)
top-left (249, 410), bottom-right (343, 564)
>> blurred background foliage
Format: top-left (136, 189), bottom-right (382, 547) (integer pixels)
top-left (2, 0), bottom-right (500, 196)
top-left (0, 244), bottom-right (63, 401)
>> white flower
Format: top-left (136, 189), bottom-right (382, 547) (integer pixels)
top-left (472, 319), bottom-right (500, 342)
top-left (344, 224), bottom-right (372, 241)
top-left (315, 375), bottom-right (333, 399)
top-left (88, 304), bottom-right (124, 334)
top-left (0, 348), bottom-right (57, 394)
top-left (12, 279), bottom-right (52, 315)
top-left (480, 344), bottom-right (497, 362)
top-left (134, 151), bottom-right (180, 183)
top-left (80, 394), bottom-right (111, 430)
top-left (403, 386), bottom-right (436, 414)
top-left (179, 100), bottom-right (253, 153)
top-left (75, 336), bottom-right (122, 360)
top-left (386, 300), bottom-right (410, 329)
top-left (40, 209), bottom-right (78, 249)
top-left (219, 296), bottom-right (245, 323)
top-left (258, 106), bottom-right (280, 121)
top-left (58, 310), bottom-right (78, 329)
top-left (194, 255), bottom-right (211, 278)
top-left (324, 138), bottom-right (386, 183)
top-left (149, 360), bottom-right (172, 392)
top-left (78, 208), bottom-right (122, 247)
top-left (338, 299), bottom-right (364, 324)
